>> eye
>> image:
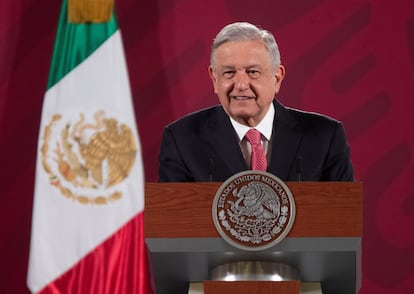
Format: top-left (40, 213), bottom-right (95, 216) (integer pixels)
top-left (223, 71), bottom-right (235, 78)
top-left (247, 70), bottom-right (260, 79)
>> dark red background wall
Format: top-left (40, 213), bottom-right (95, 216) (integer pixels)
top-left (1, 0), bottom-right (414, 293)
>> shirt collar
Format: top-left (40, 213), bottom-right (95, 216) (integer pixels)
top-left (230, 102), bottom-right (275, 141)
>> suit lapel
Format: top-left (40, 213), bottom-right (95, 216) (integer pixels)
top-left (269, 100), bottom-right (303, 180)
top-left (199, 102), bottom-right (303, 179)
top-left (201, 106), bottom-right (247, 174)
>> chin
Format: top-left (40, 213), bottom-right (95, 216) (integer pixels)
top-left (230, 105), bottom-right (255, 116)
top-left (231, 112), bottom-right (255, 122)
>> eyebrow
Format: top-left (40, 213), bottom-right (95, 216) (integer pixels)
top-left (220, 65), bottom-right (262, 70)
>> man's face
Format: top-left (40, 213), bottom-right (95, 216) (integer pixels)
top-left (209, 40), bottom-right (285, 127)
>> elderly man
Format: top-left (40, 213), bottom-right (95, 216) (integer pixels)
top-left (158, 22), bottom-right (354, 182)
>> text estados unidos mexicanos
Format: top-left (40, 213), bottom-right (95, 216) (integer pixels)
top-left (217, 175), bottom-right (289, 208)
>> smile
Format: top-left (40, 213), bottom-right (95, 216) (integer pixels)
top-left (231, 96), bottom-right (254, 100)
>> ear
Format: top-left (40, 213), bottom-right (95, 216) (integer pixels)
top-left (275, 65), bottom-right (285, 83)
top-left (208, 65), bottom-right (219, 94)
top-left (208, 65), bottom-right (216, 81)
top-left (274, 65), bottom-right (285, 92)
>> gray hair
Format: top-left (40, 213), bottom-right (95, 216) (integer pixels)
top-left (210, 22), bottom-right (281, 71)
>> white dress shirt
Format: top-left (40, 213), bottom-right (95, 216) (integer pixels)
top-left (229, 103), bottom-right (275, 168)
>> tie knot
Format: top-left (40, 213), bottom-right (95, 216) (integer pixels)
top-left (245, 129), bottom-right (262, 145)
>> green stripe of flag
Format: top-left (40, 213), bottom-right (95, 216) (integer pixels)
top-left (47, 0), bottom-right (118, 89)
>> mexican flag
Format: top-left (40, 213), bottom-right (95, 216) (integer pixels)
top-left (27, 0), bottom-right (153, 293)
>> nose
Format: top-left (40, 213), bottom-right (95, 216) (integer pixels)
top-left (233, 71), bottom-right (250, 91)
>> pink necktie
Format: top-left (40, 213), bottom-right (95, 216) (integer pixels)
top-left (245, 129), bottom-right (267, 171)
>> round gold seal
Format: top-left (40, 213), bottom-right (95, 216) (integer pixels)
top-left (212, 171), bottom-right (296, 251)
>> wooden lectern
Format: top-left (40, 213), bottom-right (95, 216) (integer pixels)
top-left (144, 182), bottom-right (362, 294)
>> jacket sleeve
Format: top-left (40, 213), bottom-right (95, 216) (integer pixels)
top-left (158, 126), bottom-right (194, 182)
top-left (321, 122), bottom-right (354, 181)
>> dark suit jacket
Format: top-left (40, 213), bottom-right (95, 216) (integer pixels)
top-left (158, 100), bottom-right (354, 182)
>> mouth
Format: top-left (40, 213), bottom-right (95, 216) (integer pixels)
top-left (231, 95), bottom-right (255, 100)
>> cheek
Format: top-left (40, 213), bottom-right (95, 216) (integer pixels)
top-left (258, 79), bottom-right (279, 97)
top-left (216, 78), bottom-right (233, 91)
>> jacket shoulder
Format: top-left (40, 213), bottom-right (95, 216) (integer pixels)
top-left (166, 105), bottom-right (224, 130)
top-left (284, 106), bottom-right (342, 129)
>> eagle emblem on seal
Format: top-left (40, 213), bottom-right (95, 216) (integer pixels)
top-left (212, 171), bottom-right (295, 251)
top-left (231, 181), bottom-right (280, 220)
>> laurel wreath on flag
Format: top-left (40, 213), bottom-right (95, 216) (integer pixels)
top-left (40, 113), bottom-right (136, 205)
